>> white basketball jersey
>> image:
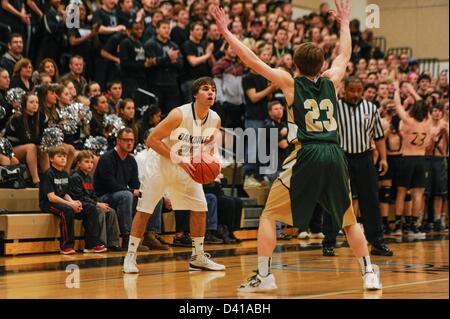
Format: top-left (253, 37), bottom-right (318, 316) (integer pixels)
top-left (164, 103), bottom-right (220, 157)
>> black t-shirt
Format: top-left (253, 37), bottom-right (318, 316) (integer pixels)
top-left (242, 72), bottom-right (270, 121)
top-left (119, 37), bottom-right (146, 79)
top-left (181, 39), bottom-right (211, 81)
top-left (170, 26), bottom-right (189, 47)
top-left (39, 166), bottom-right (70, 209)
top-left (103, 32), bottom-right (126, 55)
top-left (92, 7), bottom-right (118, 45)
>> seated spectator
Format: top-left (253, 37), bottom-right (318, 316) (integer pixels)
top-left (0, 34), bottom-right (24, 76)
top-left (118, 99), bottom-right (139, 146)
top-left (70, 151), bottom-right (121, 252)
top-left (60, 79), bottom-right (78, 100)
top-left (137, 105), bottom-right (161, 144)
top-left (38, 58), bottom-right (60, 83)
top-left (60, 55), bottom-right (88, 96)
top-left (106, 80), bottom-right (123, 114)
top-left (94, 127), bottom-right (141, 249)
top-left (86, 81), bottom-right (102, 98)
top-left (39, 146), bottom-right (82, 254)
top-left (5, 92), bottom-right (47, 186)
top-left (10, 58), bottom-right (34, 92)
top-left (0, 68), bottom-right (12, 131)
top-left (204, 192), bottom-right (224, 245)
top-left (172, 208), bottom-right (192, 247)
top-left (35, 72), bottom-right (53, 87)
top-left (90, 94), bottom-right (110, 138)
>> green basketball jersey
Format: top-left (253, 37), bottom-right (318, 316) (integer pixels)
top-left (288, 76), bottom-right (339, 144)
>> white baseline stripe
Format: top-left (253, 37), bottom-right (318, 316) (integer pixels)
top-left (293, 278), bottom-right (449, 299)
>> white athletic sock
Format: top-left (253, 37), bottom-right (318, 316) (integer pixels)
top-left (192, 237), bottom-right (204, 256)
top-left (128, 235), bottom-right (141, 254)
top-left (258, 256), bottom-right (272, 277)
top-left (358, 256), bottom-right (373, 274)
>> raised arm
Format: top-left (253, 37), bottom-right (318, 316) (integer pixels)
top-left (393, 81), bottom-right (413, 125)
top-left (211, 6), bottom-right (292, 91)
top-left (321, 0), bottom-right (352, 88)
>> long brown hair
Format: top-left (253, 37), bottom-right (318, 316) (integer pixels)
top-left (38, 84), bottom-right (59, 125)
top-left (20, 92), bottom-right (41, 140)
top-left (38, 58), bottom-right (60, 82)
top-left (118, 98), bottom-right (139, 143)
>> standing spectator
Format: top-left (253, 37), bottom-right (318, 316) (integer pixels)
top-left (212, 43), bottom-right (246, 128)
top-left (94, 127), bottom-right (141, 249)
top-left (416, 74), bottom-right (432, 99)
top-left (119, 20), bottom-right (153, 108)
top-left (144, 19), bottom-right (183, 115)
top-left (272, 27), bottom-right (292, 65)
top-left (106, 80), bottom-right (123, 114)
top-left (39, 146), bottom-right (82, 254)
top-left (36, 0), bottom-right (65, 68)
top-left (117, 0), bottom-right (137, 27)
top-left (67, 2), bottom-right (100, 81)
top-left (70, 151), bottom-right (121, 252)
top-left (207, 22), bottom-right (224, 62)
top-left (241, 46), bottom-right (276, 187)
top-left (99, 31), bottom-right (125, 84)
top-left (180, 21), bottom-right (214, 103)
top-left (327, 76), bottom-right (393, 256)
top-left (93, 0), bottom-right (127, 89)
top-left (170, 6), bottom-right (189, 47)
top-left (5, 92), bottom-right (46, 186)
top-left (60, 55), bottom-right (88, 96)
top-left (0, 33), bottom-right (24, 76)
top-left (142, 9), bottom-right (163, 41)
top-left (424, 105), bottom-right (448, 231)
top-left (0, 0), bottom-right (29, 39)
top-left (9, 58), bottom-right (33, 91)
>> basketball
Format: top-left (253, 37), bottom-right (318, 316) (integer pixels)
top-left (191, 153), bottom-right (220, 184)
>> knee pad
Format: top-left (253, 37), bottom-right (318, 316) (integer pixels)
top-left (379, 186), bottom-right (392, 203)
top-left (405, 193), bottom-right (412, 202)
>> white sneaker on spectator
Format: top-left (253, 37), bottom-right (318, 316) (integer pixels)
top-left (123, 252), bottom-right (139, 274)
top-left (189, 253), bottom-right (225, 271)
top-left (297, 231), bottom-right (310, 239)
top-left (238, 272), bottom-right (277, 293)
top-left (310, 232), bottom-right (325, 239)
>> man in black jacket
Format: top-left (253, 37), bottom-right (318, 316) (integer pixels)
top-left (94, 128), bottom-right (141, 248)
top-left (0, 33), bottom-right (23, 76)
top-left (144, 19), bottom-right (183, 115)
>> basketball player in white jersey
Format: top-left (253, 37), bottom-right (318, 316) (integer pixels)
top-left (123, 77), bottom-right (225, 273)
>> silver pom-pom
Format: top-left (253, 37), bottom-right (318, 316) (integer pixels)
top-left (84, 136), bottom-right (108, 155)
top-left (57, 107), bottom-right (78, 135)
top-left (0, 104), bottom-right (6, 120)
top-left (40, 127), bottom-right (64, 152)
top-left (6, 88), bottom-right (26, 112)
top-left (0, 137), bottom-right (14, 157)
top-left (104, 114), bottom-right (125, 137)
top-left (66, 102), bottom-right (92, 125)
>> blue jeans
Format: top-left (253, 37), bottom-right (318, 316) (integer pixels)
top-left (243, 119), bottom-right (265, 177)
top-left (205, 193), bottom-right (218, 231)
top-left (147, 199), bottom-right (163, 233)
top-left (100, 191), bottom-right (134, 235)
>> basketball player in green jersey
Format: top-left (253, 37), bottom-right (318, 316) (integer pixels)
top-left (212, 0), bottom-right (382, 292)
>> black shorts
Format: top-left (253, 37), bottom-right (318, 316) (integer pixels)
top-left (426, 156), bottom-right (448, 196)
top-left (397, 156), bottom-right (427, 189)
top-left (378, 154), bottom-right (402, 182)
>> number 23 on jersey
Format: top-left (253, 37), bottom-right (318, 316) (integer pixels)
top-left (304, 99), bottom-right (337, 132)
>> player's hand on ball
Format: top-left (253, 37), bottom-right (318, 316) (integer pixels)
top-left (178, 157), bottom-right (195, 178)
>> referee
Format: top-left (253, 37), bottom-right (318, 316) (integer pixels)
top-left (322, 76), bottom-right (393, 257)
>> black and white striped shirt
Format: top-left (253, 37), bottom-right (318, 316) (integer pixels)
top-left (336, 99), bottom-right (384, 154)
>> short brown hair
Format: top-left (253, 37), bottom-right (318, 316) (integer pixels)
top-left (13, 58), bottom-right (32, 76)
top-left (191, 77), bottom-right (216, 98)
top-left (48, 146), bottom-right (67, 158)
top-left (76, 150), bottom-right (94, 163)
top-left (293, 43), bottom-right (324, 77)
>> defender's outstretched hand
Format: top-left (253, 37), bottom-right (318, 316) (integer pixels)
top-left (329, 0), bottom-right (352, 24)
top-left (211, 6), bottom-right (231, 34)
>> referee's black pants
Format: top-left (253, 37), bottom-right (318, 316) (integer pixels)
top-left (323, 151), bottom-right (385, 246)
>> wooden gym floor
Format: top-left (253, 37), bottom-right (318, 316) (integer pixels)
top-left (0, 234), bottom-right (447, 299)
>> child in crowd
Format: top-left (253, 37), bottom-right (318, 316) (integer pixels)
top-left (39, 146), bottom-right (81, 254)
top-left (70, 151), bottom-right (121, 252)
